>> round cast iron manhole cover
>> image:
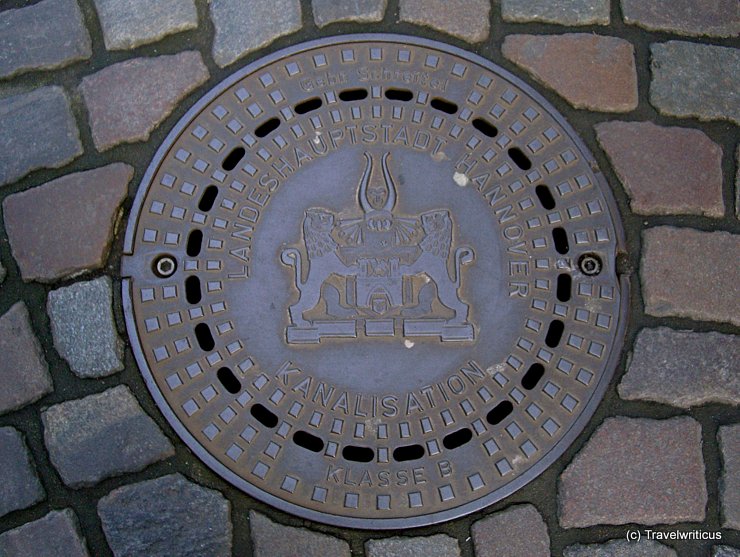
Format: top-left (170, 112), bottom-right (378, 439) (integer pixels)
top-left (122, 35), bottom-right (628, 529)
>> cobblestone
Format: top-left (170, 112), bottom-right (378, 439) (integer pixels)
top-left (715, 547), bottom-right (740, 557)
top-left (619, 328), bottom-right (740, 408)
top-left (47, 277), bottom-right (124, 377)
top-left (80, 52), bottom-right (209, 151)
top-left (622, 0), bottom-right (740, 38)
top-left (502, 34), bottom-right (638, 112)
top-left (719, 425), bottom-right (740, 529)
top-left (559, 417), bottom-right (706, 527)
top-left (98, 474), bottom-right (231, 557)
top-left (0, 87), bottom-right (82, 187)
top-left (595, 121), bottom-right (723, 217)
top-left (250, 511), bottom-right (350, 557)
top-left (641, 227), bottom-right (740, 326)
top-left (3, 163), bottom-right (132, 283)
top-left (501, 0), bottom-right (609, 26)
top-left (0, 427), bottom-right (45, 518)
top-left (564, 538), bottom-right (678, 557)
top-left (0, 509), bottom-right (89, 557)
top-left (471, 504), bottom-right (550, 557)
top-left (366, 534), bottom-right (460, 557)
top-left (0, 260), bottom-right (5, 283)
top-left (42, 385), bottom-right (174, 488)
top-left (650, 42), bottom-right (740, 125)
top-left (93, 0), bottom-right (198, 50)
top-left (312, 0), bottom-right (387, 27)
top-left (399, 0), bottom-right (490, 43)
top-left (210, 0), bottom-right (302, 68)
top-left (0, 0), bottom-right (91, 80)
top-left (0, 302), bottom-right (52, 415)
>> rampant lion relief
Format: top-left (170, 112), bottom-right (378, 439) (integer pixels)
top-left (281, 152), bottom-right (475, 343)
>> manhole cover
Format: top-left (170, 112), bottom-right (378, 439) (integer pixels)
top-left (122, 35), bottom-right (628, 529)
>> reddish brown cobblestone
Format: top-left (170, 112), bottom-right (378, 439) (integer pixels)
top-left (0, 0), bottom-right (91, 80)
top-left (641, 227), bottom-right (740, 326)
top-left (3, 163), bottom-right (132, 283)
top-left (595, 121), bottom-right (724, 217)
top-left (564, 538), bottom-right (677, 556)
top-left (622, 0), bottom-right (740, 38)
top-left (502, 34), bottom-right (638, 112)
top-left (471, 504), bottom-right (550, 557)
top-left (501, 0), bottom-right (609, 26)
top-left (559, 417), bottom-right (707, 527)
top-left (719, 425), bottom-right (740, 529)
top-left (80, 51), bottom-right (209, 151)
top-left (249, 511), bottom-right (350, 557)
top-left (399, 0), bottom-right (490, 43)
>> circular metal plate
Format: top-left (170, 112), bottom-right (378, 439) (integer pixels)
top-left (122, 35), bottom-right (628, 529)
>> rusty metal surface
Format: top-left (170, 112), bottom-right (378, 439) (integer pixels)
top-left (121, 35), bottom-right (628, 529)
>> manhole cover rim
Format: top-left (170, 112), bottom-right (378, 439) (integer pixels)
top-left (122, 33), bottom-right (630, 529)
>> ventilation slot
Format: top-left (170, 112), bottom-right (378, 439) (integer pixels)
top-left (185, 275), bottom-right (202, 304)
top-left (194, 323), bottom-right (215, 351)
top-left (250, 403), bottom-right (279, 428)
top-left (342, 445), bottom-right (375, 463)
top-left (430, 98), bottom-right (458, 114)
top-left (472, 117), bottom-right (498, 137)
top-left (393, 444), bottom-right (425, 462)
top-left (508, 147), bottom-right (532, 170)
top-left (186, 229), bottom-right (203, 257)
top-left (556, 274), bottom-right (572, 302)
top-left (254, 118), bottom-right (280, 138)
top-left (545, 320), bottom-right (565, 348)
top-left (552, 227), bottom-right (569, 254)
top-left (442, 428), bottom-right (473, 450)
top-left (384, 88), bottom-right (414, 101)
top-left (521, 363), bottom-right (545, 390)
top-left (293, 430), bottom-right (324, 453)
top-left (487, 401), bottom-right (513, 425)
top-left (217, 367), bottom-right (241, 394)
top-left (198, 185), bottom-right (219, 211)
top-left (221, 147), bottom-right (245, 171)
top-left (294, 97), bottom-right (322, 114)
top-left (535, 185), bottom-right (556, 209)
top-left (338, 88), bottom-right (368, 102)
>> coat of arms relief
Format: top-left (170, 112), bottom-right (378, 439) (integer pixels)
top-left (281, 152), bottom-right (475, 343)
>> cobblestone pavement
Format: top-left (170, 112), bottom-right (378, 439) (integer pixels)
top-left (0, 1), bottom-right (738, 555)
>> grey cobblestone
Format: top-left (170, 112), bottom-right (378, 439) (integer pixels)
top-left (501, 0), bottom-right (609, 26)
top-left (0, 509), bottom-right (89, 557)
top-left (0, 0), bottom-right (91, 80)
top-left (0, 427), bottom-right (45, 518)
top-left (47, 277), bottom-right (123, 377)
top-left (0, 87), bottom-right (82, 187)
top-left (210, 0), bottom-right (302, 68)
top-left (3, 163), bottom-right (132, 283)
top-left (559, 417), bottom-right (706, 527)
top-left (714, 547), bottom-right (740, 557)
top-left (564, 538), bottom-right (678, 557)
top-left (619, 328), bottom-right (740, 408)
top-left (0, 259), bottom-right (5, 283)
top-left (98, 474), bottom-right (231, 557)
top-left (595, 121), bottom-right (724, 217)
top-left (366, 534), bottom-right (460, 557)
top-left (250, 510), bottom-right (350, 557)
top-left (502, 34), bottom-right (638, 112)
top-left (312, 0), bottom-right (387, 27)
top-left (719, 425), bottom-right (740, 529)
top-left (650, 42), bottom-right (740, 125)
top-left (42, 385), bottom-right (174, 488)
top-left (641, 227), bottom-right (740, 326)
top-left (399, 0), bottom-right (490, 43)
top-left (471, 504), bottom-right (550, 557)
top-left (80, 52), bottom-right (209, 151)
top-left (622, 0), bottom-right (740, 38)
top-left (93, 0), bottom-right (198, 51)
top-left (0, 302), bottom-right (53, 415)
